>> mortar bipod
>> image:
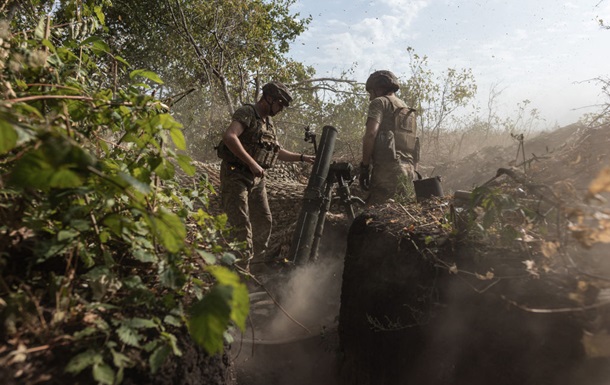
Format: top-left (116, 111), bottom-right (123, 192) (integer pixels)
top-left (308, 161), bottom-right (365, 262)
top-left (328, 162), bottom-right (365, 221)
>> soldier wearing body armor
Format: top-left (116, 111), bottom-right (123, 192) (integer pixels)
top-left (218, 81), bottom-right (315, 270)
top-left (359, 70), bottom-right (419, 205)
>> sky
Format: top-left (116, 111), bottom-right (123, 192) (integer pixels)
top-left (288, 0), bottom-right (610, 127)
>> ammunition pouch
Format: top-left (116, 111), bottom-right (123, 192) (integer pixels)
top-left (250, 141), bottom-right (280, 169)
top-left (373, 129), bottom-right (397, 163)
top-left (215, 139), bottom-right (279, 169)
top-left (216, 140), bottom-right (239, 163)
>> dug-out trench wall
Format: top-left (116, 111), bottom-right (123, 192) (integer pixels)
top-left (338, 210), bottom-right (602, 385)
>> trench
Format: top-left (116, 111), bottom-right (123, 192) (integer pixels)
top-left (230, 202), bottom-right (610, 385)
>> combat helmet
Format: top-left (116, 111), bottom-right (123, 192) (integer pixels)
top-left (262, 81), bottom-right (293, 106)
top-left (365, 70), bottom-right (400, 93)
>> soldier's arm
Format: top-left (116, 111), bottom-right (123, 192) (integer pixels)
top-left (278, 148), bottom-right (315, 164)
top-left (361, 117), bottom-right (380, 166)
top-left (222, 120), bottom-right (264, 177)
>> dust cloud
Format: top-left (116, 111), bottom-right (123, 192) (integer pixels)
top-left (264, 257), bottom-right (343, 339)
top-left (233, 253), bottom-right (345, 385)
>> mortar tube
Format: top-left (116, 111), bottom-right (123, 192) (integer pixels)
top-left (309, 174), bottom-right (334, 261)
top-left (288, 125), bottom-right (338, 265)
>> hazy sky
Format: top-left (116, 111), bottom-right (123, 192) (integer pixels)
top-left (289, 0), bottom-right (610, 127)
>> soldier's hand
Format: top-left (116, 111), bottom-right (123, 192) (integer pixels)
top-left (302, 154), bottom-right (315, 164)
top-left (249, 163), bottom-right (264, 178)
top-left (359, 163), bottom-right (370, 191)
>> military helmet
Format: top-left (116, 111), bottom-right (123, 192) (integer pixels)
top-left (262, 81), bottom-right (293, 106)
top-left (365, 70), bottom-right (400, 93)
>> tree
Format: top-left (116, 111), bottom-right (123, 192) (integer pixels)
top-left (402, 47), bottom-right (478, 152)
top-left (102, 0), bottom-right (313, 159)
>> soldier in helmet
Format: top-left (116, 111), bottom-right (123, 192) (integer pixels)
top-left (359, 70), bottom-right (418, 205)
top-left (218, 81), bottom-right (315, 271)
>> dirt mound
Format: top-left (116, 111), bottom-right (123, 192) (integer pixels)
top-left (434, 123), bottom-right (610, 194)
top-left (337, 122), bottom-right (610, 385)
top-left (339, 203), bottom-right (591, 385)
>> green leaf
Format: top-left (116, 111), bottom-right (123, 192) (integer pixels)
top-left (188, 285), bottom-right (232, 355)
top-left (132, 248), bottom-right (157, 263)
top-left (148, 209), bottom-right (186, 253)
top-left (94, 5), bottom-right (106, 25)
top-left (209, 266), bottom-right (249, 331)
top-left (69, 219), bottom-right (91, 232)
top-left (57, 229), bottom-right (80, 242)
top-left (170, 128), bottom-right (186, 150)
top-left (154, 158), bottom-right (175, 180)
top-left (91, 40), bottom-right (111, 54)
top-left (188, 267), bottom-right (249, 353)
top-left (220, 252), bottom-right (236, 266)
top-left (177, 154), bottom-right (196, 176)
top-left (14, 103), bottom-right (43, 119)
top-left (149, 345), bottom-right (171, 374)
top-left (160, 265), bottom-right (186, 289)
top-left (111, 350), bottom-right (133, 368)
top-left (81, 36), bottom-right (109, 54)
top-left (118, 171), bottom-right (152, 194)
top-left (164, 315), bottom-right (182, 327)
top-left (9, 150), bottom-right (52, 189)
top-left (92, 363), bottom-right (115, 385)
top-left (0, 120), bottom-right (18, 155)
top-left (114, 55), bottom-right (130, 67)
top-left (41, 39), bottom-right (56, 53)
top-left (65, 349), bottom-right (102, 375)
top-left (196, 250), bottom-right (217, 265)
top-left (35, 17), bottom-right (46, 40)
top-left (103, 214), bottom-right (128, 237)
top-left (49, 168), bottom-right (83, 188)
top-left (73, 326), bottom-right (99, 340)
top-left (161, 332), bottom-right (182, 356)
top-left (126, 317), bottom-right (157, 329)
top-left (130, 69), bottom-right (164, 84)
top-left (116, 325), bottom-right (141, 347)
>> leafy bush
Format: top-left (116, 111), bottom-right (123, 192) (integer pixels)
top-left (0, 12), bottom-right (247, 384)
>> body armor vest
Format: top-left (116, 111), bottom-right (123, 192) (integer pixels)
top-left (216, 104), bottom-right (280, 169)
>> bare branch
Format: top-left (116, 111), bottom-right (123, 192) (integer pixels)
top-left (165, 0), bottom-right (234, 113)
top-left (289, 77), bottom-right (359, 87)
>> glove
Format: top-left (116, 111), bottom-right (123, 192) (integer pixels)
top-left (359, 163), bottom-right (370, 191)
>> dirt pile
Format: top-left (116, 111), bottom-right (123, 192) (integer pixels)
top-left (337, 123), bottom-right (610, 385)
top-left (434, 123), bottom-right (609, 194)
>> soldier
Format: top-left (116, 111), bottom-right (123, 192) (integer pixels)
top-left (217, 81), bottom-right (315, 270)
top-left (359, 70), bottom-right (419, 205)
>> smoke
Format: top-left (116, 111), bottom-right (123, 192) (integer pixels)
top-left (233, 251), bottom-right (344, 385)
top-left (262, 257), bottom-right (343, 340)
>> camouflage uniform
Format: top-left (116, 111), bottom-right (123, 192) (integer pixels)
top-left (220, 105), bottom-right (276, 262)
top-left (367, 95), bottom-right (416, 205)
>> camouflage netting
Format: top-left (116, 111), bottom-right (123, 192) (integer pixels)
top-left (189, 161), bottom-right (311, 259)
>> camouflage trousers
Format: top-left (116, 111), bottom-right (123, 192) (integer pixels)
top-left (220, 161), bottom-right (272, 265)
top-left (367, 160), bottom-right (416, 206)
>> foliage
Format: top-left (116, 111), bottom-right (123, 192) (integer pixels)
top-left (402, 47), bottom-right (478, 149)
top-left (0, 7), bottom-right (247, 384)
top-left (457, 177), bottom-right (562, 252)
top-left (101, 0), bottom-right (313, 159)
